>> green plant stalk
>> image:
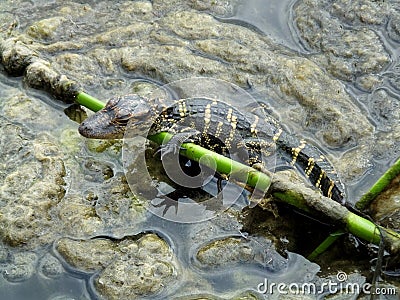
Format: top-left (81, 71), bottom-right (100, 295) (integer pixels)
top-left (148, 131), bottom-right (271, 192)
top-left (349, 213), bottom-right (400, 256)
top-left (270, 184), bottom-right (399, 249)
top-left (356, 157), bottom-right (400, 210)
top-left (345, 212), bottom-right (381, 244)
top-left (309, 215), bottom-right (400, 260)
top-left (272, 191), bottom-right (312, 213)
top-left (75, 91), bottom-right (400, 251)
top-left (307, 230), bottom-right (345, 261)
top-left (76, 91), bottom-right (105, 112)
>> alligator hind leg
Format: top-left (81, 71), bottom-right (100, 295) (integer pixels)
top-left (240, 137), bottom-right (277, 169)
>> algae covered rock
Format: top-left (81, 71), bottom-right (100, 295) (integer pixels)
top-left (0, 119), bottom-right (66, 248)
top-left (294, 0), bottom-right (391, 81)
top-left (26, 17), bottom-right (67, 41)
top-left (56, 233), bottom-right (180, 299)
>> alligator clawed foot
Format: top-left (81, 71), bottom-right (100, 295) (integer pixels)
top-left (154, 143), bottom-right (181, 159)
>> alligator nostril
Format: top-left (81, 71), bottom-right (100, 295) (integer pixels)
top-left (78, 123), bottom-right (89, 135)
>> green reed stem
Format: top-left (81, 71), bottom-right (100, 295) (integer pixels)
top-left (307, 230), bottom-right (345, 261)
top-left (356, 157), bottom-right (400, 210)
top-left (76, 91), bottom-right (105, 112)
top-left (148, 131), bottom-right (271, 192)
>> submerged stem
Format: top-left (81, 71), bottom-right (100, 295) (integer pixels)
top-left (308, 230), bottom-right (345, 261)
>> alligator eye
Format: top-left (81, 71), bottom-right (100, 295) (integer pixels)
top-left (106, 96), bottom-right (122, 109)
top-left (115, 115), bottom-right (131, 125)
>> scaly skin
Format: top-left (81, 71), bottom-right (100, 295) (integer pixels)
top-left (79, 95), bottom-right (346, 204)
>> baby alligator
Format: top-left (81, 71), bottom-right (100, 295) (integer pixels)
top-left (79, 94), bottom-right (346, 205)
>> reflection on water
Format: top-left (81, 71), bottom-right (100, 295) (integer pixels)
top-left (225, 0), bottom-right (301, 51)
top-left (0, 264), bottom-right (89, 300)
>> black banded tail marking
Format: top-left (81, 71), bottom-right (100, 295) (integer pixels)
top-left (291, 140), bottom-right (307, 165)
top-left (305, 158), bottom-right (315, 177)
top-left (326, 179), bottom-right (335, 199)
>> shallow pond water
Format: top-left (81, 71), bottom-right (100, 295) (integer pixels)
top-left (221, 0), bottom-right (301, 51)
top-left (0, 0), bottom-right (399, 299)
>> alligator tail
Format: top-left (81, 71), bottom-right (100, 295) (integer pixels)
top-left (276, 131), bottom-right (346, 205)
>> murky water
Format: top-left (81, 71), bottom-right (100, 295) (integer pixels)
top-left (221, 0), bottom-right (300, 51)
top-left (1, 0), bottom-right (399, 299)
